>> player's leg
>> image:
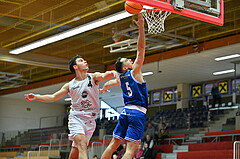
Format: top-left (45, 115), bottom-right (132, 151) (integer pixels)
top-left (101, 137), bottom-right (122, 159)
top-left (68, 115), bottom-right (90, 159)
top-left (73, 134), bottom-right (88, 159)
top-left (123, 108), bottom-right (146, 158)
top-left (122, 141), bottom-right (139, 159)
top-left (101, 110), bottom-right (128, 159)
top-left (69, 147), bottom-right (79, 159)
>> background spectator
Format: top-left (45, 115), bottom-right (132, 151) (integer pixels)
top-left (211, 83), bottom-right (222, 108)
top-left (145, 122), bottom-right (155, 140)
top-left (112, 153), bottom-right (118, 159)
top-left (158, 123), bottom-right (170, 144)
top-left (133, 144), bottom-right (143, 159)
top-left (143, 134), bottom-right (154, 149)
top-left (118, 143), bottom-right (126, 159)
top-left (141, 143), bottom-right (152, 159)
top-left (93, 155), bottom-right (99, 159)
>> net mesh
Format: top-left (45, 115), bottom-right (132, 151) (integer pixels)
top-left (142, 9), bottom-right (171, 34)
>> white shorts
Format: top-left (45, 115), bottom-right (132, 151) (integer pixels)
top-left (68, 114), bottom-right (96, 147)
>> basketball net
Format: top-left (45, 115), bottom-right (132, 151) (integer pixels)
top-left (112, 27), bottom-right (122, 43)
top-left (142, 9), bottom-right (171, 34)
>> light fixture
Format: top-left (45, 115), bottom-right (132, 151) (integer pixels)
top-left (142, 72), bottom-right (153, 76)
top-left (213, 69), bottom-right (235, 75)
top-left (214, 54), bottom-right (240, 61)
top-left (10, 11), bottom-right (132, 54)
top-left (64, 98), bottom-right (71, 102)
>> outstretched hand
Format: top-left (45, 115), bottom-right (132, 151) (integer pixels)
top-left (24, 93), bottom-right (36, 101)
top-left (99, 89), bottom-right (110, 94)
top-left (133, 13), bottom-right (144, 27)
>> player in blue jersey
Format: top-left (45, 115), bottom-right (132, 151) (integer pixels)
top-left (100, 13), bottom-right (147, 159)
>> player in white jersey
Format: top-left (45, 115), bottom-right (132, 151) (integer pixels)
top-left (100, 14), bottom-right (146, 159)
top-left (25, 55), bottom-right (118, 159)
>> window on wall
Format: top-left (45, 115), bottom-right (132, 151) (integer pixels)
top-left (100, 101), bottom-right (120, 120)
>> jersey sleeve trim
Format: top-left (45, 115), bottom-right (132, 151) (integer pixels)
top-left (130, 70), bottom-right (146, 85)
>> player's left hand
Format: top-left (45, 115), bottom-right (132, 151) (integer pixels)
top-left (24, 93), bottom-right (36, 101)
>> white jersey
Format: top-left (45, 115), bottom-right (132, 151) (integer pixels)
top-left (68, 73), bottom-right (99, 120)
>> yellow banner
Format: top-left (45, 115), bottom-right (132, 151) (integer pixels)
top-left (164, 90), bottom-right (172, 101)
top-left (192, 85), bottom-right (201, 97)
top-left (218, 81), bottom-right (228, 93)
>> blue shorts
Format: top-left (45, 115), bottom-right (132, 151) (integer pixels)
top-left (113, 108), bottom-right (146, 143)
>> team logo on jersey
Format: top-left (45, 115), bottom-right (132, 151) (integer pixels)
top-left (121, 109), bottom-right (126, 115)
top-left (82, 91), bottom-right (88, 98)
top-left (81, 99), bottom-right (93, 109)
top-left (72, 85), bottom-right (80, 90)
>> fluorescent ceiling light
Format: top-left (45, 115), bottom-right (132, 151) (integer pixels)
top-left (10, 11), bottom-right (132, 54)
top-left (215, 54), bottom-right (240, 61)
top-left (142, 72), bottom-right (153, 76)
top-left (64, 98), bottom-right (71, 102)
top-left (213, 69), bottom-right (235, 75)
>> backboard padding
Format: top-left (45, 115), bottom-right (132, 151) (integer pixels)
top-left (129, 0), bottom-right (224, 26)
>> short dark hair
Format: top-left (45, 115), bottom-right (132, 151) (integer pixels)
top-left (69, 55), bottom-right (82, 73)
top-left (115, 57), bottom-right (123, 73)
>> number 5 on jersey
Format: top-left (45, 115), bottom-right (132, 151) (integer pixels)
top-left (125, 82), bottom-right (132, 96)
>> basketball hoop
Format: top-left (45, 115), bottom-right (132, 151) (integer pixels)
top-left (142, 9), bottom-right (171, 34)
top-left (112, 27), bottom-right (122, 43)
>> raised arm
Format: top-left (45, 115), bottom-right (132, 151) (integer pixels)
top-left (100, 78), bottom-right (121, 94)
top-left (92, 70), bottom-right (119, 85)
top-left (132, 13), bottom-right (145, 80)
top-left (24, 83), bottom-right (69, 102)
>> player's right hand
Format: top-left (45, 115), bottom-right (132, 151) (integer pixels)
top-left (99, 89), bottom-right (110, 94)
top-left (24, 93), bottom-right (36, 101)
top-left (133, 13), bottom-right (144, 27)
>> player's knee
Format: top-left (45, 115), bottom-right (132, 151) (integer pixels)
top-left (77, 142), bottom-right (87, 151)
top-left (123, 151), bottom-right (135, 158)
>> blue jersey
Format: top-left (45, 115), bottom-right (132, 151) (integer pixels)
top-left (119, 70), bottom-right (148, 109)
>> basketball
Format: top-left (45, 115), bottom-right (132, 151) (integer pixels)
top-left (125, 0), bottom-right (143, 15)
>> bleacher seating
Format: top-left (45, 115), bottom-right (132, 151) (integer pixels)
top-left (14, 157), bottom-right (49, 159)
top-left (13, 150), bottom-right (60, 159)
top-left (5, 126), bottom-right (67, 146)
top-left (0, 152), bottom-right (18, 157)
top-left (189, 141), bottom-right (234, 151)
top-left (23, 150), bottom-right (60, 157)
top-left (164, 134), bottom-right (185, 145)
top-left (203, 130), bottom-right (240, 142)
top-left (177, 150), bottom-right (233, 159)
top-left (153, 141), bottom-right (235, 159)
top-left (153, 145), bottom-right (173, 153)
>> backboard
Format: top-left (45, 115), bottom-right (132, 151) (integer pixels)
top-left (128, 0), bottom-right (224, 26)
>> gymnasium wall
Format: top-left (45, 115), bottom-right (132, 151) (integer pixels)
top-left (0, 97), bottom-right (65, 132)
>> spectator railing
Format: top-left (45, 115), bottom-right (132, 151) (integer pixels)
top-left (202, 132), bottom-right (240, 143)
top-left (90, 142), bottom-right (102, 159)
top-left (101, 135), bottom-right (112, 155)
top-left (164, 134), bottom-right (186, 145)
top-left (234, 141), bottom-right (240, 159)
top-left (59, 133), bottom-right (70, 151)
